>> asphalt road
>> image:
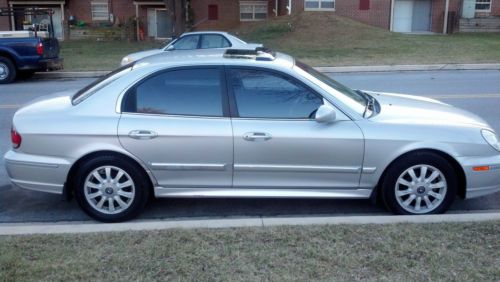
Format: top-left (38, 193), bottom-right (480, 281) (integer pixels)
top-left (0, 70), bottom-right (499, 223)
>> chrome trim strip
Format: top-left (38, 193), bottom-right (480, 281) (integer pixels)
top-left (150, 163), bottom-right (228, 171)
top-left (5, 160), bottom-right (59, 168)
top-left (362, 167), bottom-right (377, 174)
top-left (154, 187), bottom-right (372, 199)
top-left (233, 164), bottom-right (361, 173)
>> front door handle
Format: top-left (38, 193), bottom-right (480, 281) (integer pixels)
top-left (129, 130), bottom-right (158, 140)
top-left (243, 132), bottom-right (272, 141)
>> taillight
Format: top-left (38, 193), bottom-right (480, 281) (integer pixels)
top-left (11, 126), bottom-right (22, 149)
top-left (36, 42), bottom-right (44, 55)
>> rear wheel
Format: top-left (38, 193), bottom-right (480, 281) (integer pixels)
top-left (381, 152), bottom-right (457, 215)
top-left (0, 56), bottom-right (16, 84)
top-left (74, 155), bottom-right (150, 222)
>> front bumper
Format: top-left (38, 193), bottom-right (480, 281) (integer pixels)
top-left (457, 154), bottom-right (500, 198)
top-left (4, 150), bottom-right (71, 194)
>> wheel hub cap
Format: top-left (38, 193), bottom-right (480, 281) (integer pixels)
top-left (0, 63), bottom-right (7, 79)
top-left (395, 164), bottom-right (447, 214)
top-left (83, 166), bottom-right (136, 215)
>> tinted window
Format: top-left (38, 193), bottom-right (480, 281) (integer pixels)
top-left (229, 69), bottom-right (323, 119)
top-left (200, 34), bottom-right (231, 49)
top-left (123, 68), bottom-right (223, 117)
top-left (172, 35), bottom-right (200, 50)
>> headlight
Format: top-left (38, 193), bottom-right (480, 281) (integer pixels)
top-left (481, 129), bottom-right (500, 151)
top-left (121, 56), bottom-right (133, 66)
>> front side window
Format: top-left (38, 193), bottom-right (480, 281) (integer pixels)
top-left (240, 2), bottom-right (268, 21)
top-left (229, 68), bottom-right (323, 119)
top-left (305, 0), bottom-right (335, 10)
top-left (172, 35), bottom-right (200, 50)
top-left (200, 34), bottom-right (231, 49)
top-left (123, 68), bottom-right (223, 117)
top-left (91, 0), bottom-right (110, 21)
top-left (475, 0), bottom-right (492, 11)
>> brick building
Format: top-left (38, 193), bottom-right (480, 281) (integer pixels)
top-left (0, 0), bottom-right (499, 40)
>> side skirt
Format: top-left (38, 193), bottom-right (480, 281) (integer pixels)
top-left (154, 187), bottom-right (373, 199)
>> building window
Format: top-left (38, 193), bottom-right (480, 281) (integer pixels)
top-left (475, 0), bottom-right (492, 11)
top-left (359, 0), bottom-right (370, 10)
top-left (208, 5), bottom-right (218, 20)
top-left (91, 0), bottom-right (110, 21)
top-left (305, 0), bottom-right (335, 10)
top-left (240, 1), bottom-right (268, 21)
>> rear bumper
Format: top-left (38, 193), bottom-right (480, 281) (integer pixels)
top-left (4, 150), bottom-right (71, 194)
top-left (19, 57), bottom-right (64, 71)
top-left (457, 154), bottom-right (500, 198)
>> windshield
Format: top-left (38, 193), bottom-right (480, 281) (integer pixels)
top-left (72, 64), bottom-right (133, 105)
top-left (295, 61), bottom-right (367, 115)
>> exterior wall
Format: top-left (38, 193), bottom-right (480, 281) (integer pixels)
top-left (68, 0), bottom-right (136, 26)
top-left (493, 0), bottom-right (500, 15)
top-left (191, 0), bottom-right (272, 30)
top-left (0, 0), bottom-right (10, 31)
top-left (431, 0), bottom-right (461, 33)
top-left (335, 0), bottom-right (391, 29)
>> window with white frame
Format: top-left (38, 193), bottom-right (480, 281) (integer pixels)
top-left (305, 0), bottom-right (335, 10)
top-left (475, 0), bottom-right (492, 11)
top-left (91, 0), bottom-right (110, 21)
top-left (240, 1), bottom-right (268, 21)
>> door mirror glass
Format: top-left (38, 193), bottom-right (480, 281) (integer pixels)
top-left (315, 105), bottom-right (336, 123)
top-left (165, 45), bottom-right (175, 51)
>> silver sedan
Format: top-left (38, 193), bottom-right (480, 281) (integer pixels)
top-left (5, 49), bottom-right (500, 222)
top-left (120, 31), bottom-right (262, 66)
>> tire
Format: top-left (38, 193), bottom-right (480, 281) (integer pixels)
top-left (381, 151), bottom-right (457, 215)
top-left (74, 155), bottom-right (150, 222)
top-left (0, 56), bottom-right (16, 84)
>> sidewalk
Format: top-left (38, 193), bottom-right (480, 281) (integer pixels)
top-left (1, 211), bottom-right (499, 235)
top-left (33, 63), bottom-right (500, 79)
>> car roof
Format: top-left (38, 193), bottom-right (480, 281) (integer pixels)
top-left (133, 48), bottom-right (295, 70)
top-left (180, 31), bottom-right (229, 36)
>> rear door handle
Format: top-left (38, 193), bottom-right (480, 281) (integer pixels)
top-left (129, 130), bottom-right (157, 140)
top-left (243, 132), bottom-right (272, 141)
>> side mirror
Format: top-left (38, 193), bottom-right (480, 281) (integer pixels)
top-left (315, 105), bottom-right (337, 123)
top-left (165, 45), bottom-right (175, 51)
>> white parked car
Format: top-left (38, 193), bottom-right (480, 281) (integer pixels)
top-left (120, 31), bottom-right (262, 66)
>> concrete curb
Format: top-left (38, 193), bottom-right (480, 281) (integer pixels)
top-left (1, 212), bottom-right (499, 235)
top-left (32, 64), bottom-right (500, 79)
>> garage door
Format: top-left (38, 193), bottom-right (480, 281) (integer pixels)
top-left (393, 0), bottom-right (414, 32)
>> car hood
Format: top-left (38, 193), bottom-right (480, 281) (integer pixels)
top-left (366, 91), bottom-right (490, 129)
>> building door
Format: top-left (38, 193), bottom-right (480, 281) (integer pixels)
top-left (155, 9), bottom-right (172, 39)
top-left (393, 0), bottom-right (414, 32)
top-left (412, 0), bottom-right (431, 32)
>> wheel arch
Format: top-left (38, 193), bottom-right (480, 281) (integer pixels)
top-left (374, 148), bottom-right (466, 201)
top-left (0, 49), bottom-right (19, 67)
top-left (64, 150), bottom-right (156, 200)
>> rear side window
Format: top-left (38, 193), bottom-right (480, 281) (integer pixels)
top-left (122, 68), bottom-right (223, 117)
top-left (200, 34), bottom-right (231, 49)
top-left (172, 35), bottom-right (200, 50)
top-left (229, 68), bottom-right (323, 119)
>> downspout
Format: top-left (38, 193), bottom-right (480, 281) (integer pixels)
top-left (287, 0), bottom-right (292, 15)
top-left (275, 0), bottom-right (278, 16)
top-left (389, 0), bottom-right (395, 31)
top-left (443, 0), bottom-right (450, 34)
top-left (135, 3), bottom-right (139, 41)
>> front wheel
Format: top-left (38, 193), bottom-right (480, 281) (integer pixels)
top-left (74, 155), bottom-right (150, 222)
top-left (381, 152), bottom-right (457, 215)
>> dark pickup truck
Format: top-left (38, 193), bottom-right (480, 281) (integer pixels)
top-left (0, 33), bottom-right (63, 84)
top-left (0, 7), bottom-right (63, 84)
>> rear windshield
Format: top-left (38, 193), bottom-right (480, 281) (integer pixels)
top-left (72, 64), bottom-right (133, 105)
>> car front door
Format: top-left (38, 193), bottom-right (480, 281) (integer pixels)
top-left (227, 67), bottom-right (365, 189)
top-left (118, 66), bottom-right (233, 189)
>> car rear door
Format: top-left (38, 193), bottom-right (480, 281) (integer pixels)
top-left (227, 67), bottom-right (365, 189)
top-left (118, 66), bottom-right (233, 189)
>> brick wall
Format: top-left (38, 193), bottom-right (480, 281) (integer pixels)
top-left (0, 0), bottom-right (10, 31)
top-left (490, 0), bottom-right (500, 16)
top-left (431, 0), bottom-right (461, 33)
top-left (335, 0), bottom-right (391, 29)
